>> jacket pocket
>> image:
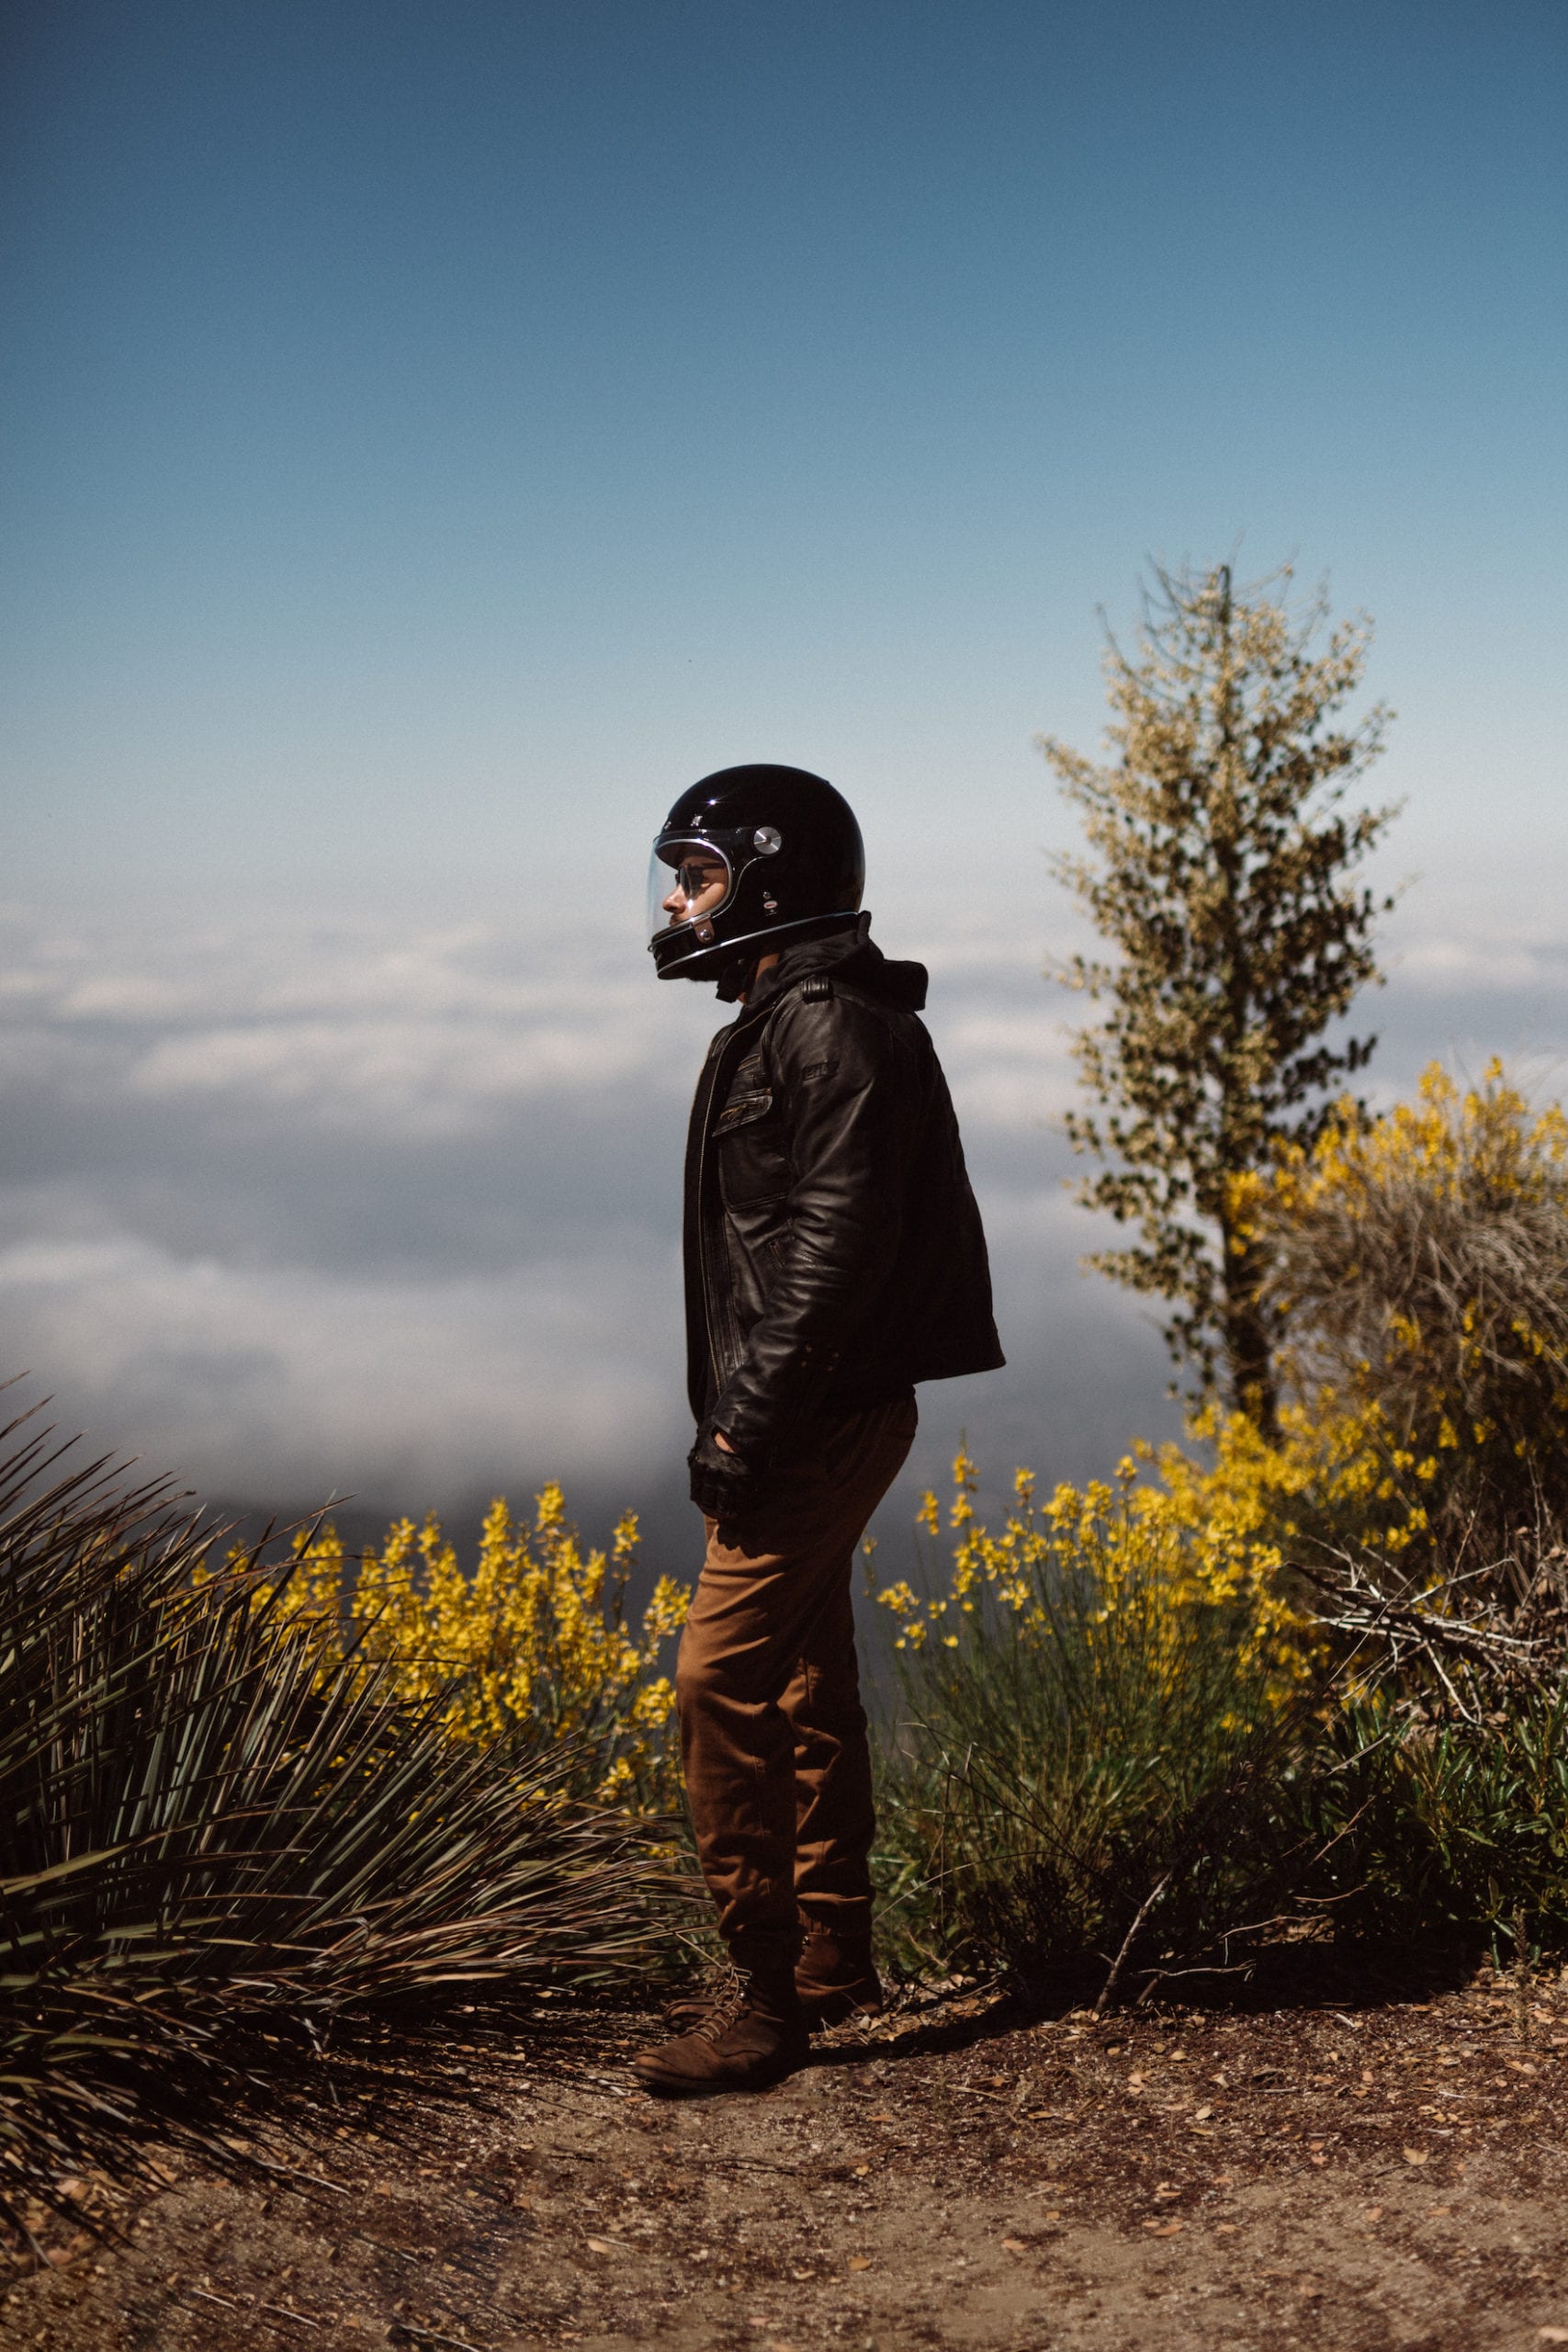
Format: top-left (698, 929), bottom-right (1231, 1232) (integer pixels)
top-left (715, 1089), bottom-right (790, 1206)
top-left (713, 1088), bottom-right (773, 1136)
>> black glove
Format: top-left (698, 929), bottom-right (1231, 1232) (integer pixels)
top-left (687, 1426), bottom-right (761, 1521)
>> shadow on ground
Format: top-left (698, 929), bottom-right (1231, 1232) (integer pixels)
top-left (7, 1946), bottom-right (1565, 2351)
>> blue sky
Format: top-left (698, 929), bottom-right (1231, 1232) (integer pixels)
top-left (6, 0), bottom-right (1564, 898)
top-left (2, 0), bottom-right (1565, 1553)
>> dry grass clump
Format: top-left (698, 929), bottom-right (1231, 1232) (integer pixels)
top-left (0, 1402), bottom-right (679, 2242)
top-left (1242, 1062), bottom-right (1568, 1563)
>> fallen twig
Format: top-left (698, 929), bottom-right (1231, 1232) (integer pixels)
top-left (185, 2286), bottom-right (322, 2332)
top-left (389, 2324), bottom-right (489, 2352)
top-left (1094, 1871), bottom-right (1172, 2018)
top-left (1290, 1552), bottom-right (1559, 1709)
top-left (1134, 1959), bottom-right (1256, 2006)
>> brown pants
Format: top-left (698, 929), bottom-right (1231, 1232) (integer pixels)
top-left (675, 1396), bottom-right (918, 1952)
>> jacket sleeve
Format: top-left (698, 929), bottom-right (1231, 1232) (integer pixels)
top-left (708, 991), bottom-right (908, 1458)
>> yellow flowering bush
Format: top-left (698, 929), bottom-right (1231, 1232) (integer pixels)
top-left (867, 1066), bottom-right (1568, 1984)
top-left (1144, 1391), bottom-right (1417, 1573)
top-left (876, 1443), bottom-right (1311, 1697)
top-left (1025, 1061), bottom-right (1568, 1620)
top-left (1231, 1059), bottom-right (1568, 1561)
top-left (870, 1450), bottom-right (1316, 1988)
top-left (871, 1438), bottom-right (1568, 1985)
top-left (265, 1487), bottom-right (690, 1808)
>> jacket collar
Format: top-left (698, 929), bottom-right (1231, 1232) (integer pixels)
top-left (739, 913), bottom-right (929, 1019)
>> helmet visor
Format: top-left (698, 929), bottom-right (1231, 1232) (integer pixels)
top-left (648, 837), bottom-right (733, 945)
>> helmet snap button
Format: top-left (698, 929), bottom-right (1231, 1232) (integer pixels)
top-left (752, 827), bottom-right (782, 854)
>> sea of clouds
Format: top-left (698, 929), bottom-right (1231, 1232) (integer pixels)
top-left (2, 885), bottom-right (1564, 1579)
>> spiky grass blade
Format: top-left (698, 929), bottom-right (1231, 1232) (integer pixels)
top-left (0, 1407), bottom-right (682, 2229)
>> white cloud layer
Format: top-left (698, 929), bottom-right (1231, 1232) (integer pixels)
top-left (2, 893), bottom-right (1564, 1535)
top-left (0, 1214), bottom-right (677, 1502)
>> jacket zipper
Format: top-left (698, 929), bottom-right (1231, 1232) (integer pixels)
top-left (694, 1002), bottom-right (770, 1405)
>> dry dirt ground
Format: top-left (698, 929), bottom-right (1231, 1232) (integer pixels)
top-left (7, 1962), bottom-right (1568, 2352)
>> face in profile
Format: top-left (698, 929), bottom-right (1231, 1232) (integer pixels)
top-left (661, 853), bottom-right (728, 931)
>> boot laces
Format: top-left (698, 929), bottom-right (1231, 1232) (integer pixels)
top-left (692, 1961), bottom-right (754, 2043)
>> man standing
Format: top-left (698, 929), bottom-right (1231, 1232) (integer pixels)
top-left (634, 765), bottom-right (1003, 2097)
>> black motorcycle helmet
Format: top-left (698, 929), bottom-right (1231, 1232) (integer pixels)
top-left (648, 764), bottom-right (865, 988)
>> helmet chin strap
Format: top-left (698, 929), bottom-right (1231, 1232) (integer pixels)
top-left (713, 953), bottom-right (759, 1005)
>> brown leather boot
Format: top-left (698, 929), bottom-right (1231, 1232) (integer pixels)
top-left (664, 1918), bottom-right (884, 2035)
top-left (634, 1954), bottom-right (808, 2097)
top-left (795, 1915), bottom-right (883, 2027)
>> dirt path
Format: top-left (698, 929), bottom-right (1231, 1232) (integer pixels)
top-left (8, 1964), bottom-right (1568, 2350)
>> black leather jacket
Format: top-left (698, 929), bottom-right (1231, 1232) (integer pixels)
top-left (682, 917), bottom-right (1004, 1459)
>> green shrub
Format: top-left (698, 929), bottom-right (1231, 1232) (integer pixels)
top-left (1297, 1689), bottom-right (1568, 1954)
top-left (872, 1465), bottom-right (1319, 2000)
top-left (873, 1452), bottom-right (1568, 2000)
